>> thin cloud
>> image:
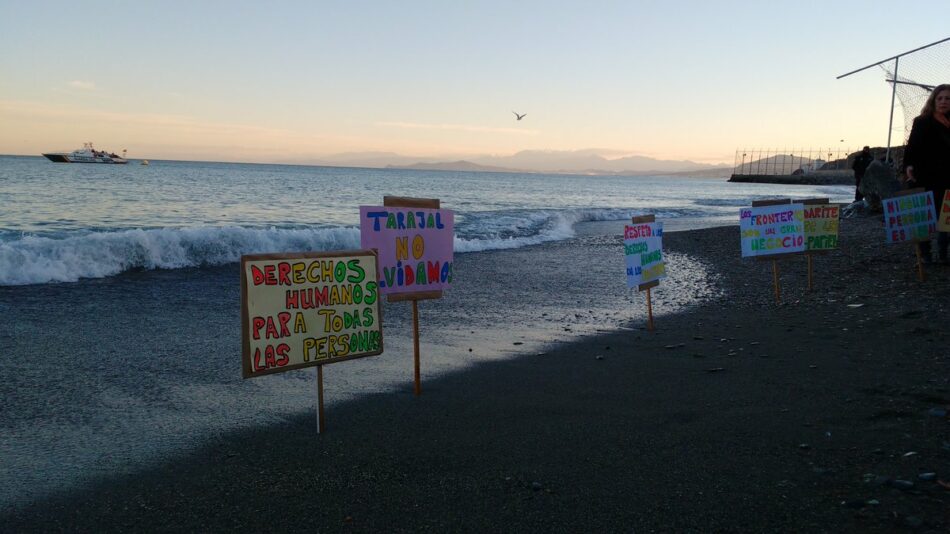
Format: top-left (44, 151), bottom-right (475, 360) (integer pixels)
top-left (68, 80), bottom-right (96, 91)
top-left (377, 121), bottom-right (537, 136)
top-left (0, 99), bottom-right (373, 153)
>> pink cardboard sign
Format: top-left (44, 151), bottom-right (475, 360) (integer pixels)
top-left (359, 206), bottom-right (455, 295)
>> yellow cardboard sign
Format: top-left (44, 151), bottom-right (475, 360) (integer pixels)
top-left (939, 191), bottom-right (950, 233)
top-left (803, 204), bottom-right (839, 250)
top-left (241, 250), bottom-right (383, 378)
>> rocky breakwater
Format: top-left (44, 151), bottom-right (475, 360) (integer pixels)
top-left (729, 171), bottom-right (855, 185)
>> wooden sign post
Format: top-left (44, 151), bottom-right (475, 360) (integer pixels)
top-left (360, 197), bottom-right (454, 396)
top-left (882, 188), bottom-right (937, 282)
top-left (241, 250), bottom-right (384, 433)
top-left (625, 215), bottom-right (666, 331)
top-left (741, 199), bottom-right (806, 303)
top-left (771, 259), bottom-right (781, 302)
top-left (801, 198), bottom-right (838, 291)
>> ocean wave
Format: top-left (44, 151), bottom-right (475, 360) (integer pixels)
top-left (0, 226), bottom-right (362, 286)
top-left (691, 198), bottom-right (753, 207)
top-left (0, 208), bottom-right (688, 285)
top-left (454, 207), bottom-right (667, 252)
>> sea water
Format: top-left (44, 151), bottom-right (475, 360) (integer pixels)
top-left (0, 155), bottom-right (856, 510)
top-left (0, 155), bottom-right (854, 286)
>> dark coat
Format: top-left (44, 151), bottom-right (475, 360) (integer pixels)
top-left (852, 151), bottom-right (873, 177)
top-left (902, 114), bottom-right (950, 205)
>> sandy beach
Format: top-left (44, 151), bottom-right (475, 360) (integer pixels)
top-left (3, 218), bottom-right (949, 532)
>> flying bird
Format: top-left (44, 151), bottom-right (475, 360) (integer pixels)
top-left (513, 111), bottom-right (526, 121)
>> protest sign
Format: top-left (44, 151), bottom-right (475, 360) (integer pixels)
top-left (801, 198), bottom-right (840, 291)
top-left (740, 202), bottom-right (806, 258)
top-left (800, 198), bottom-right (838, 291)
top-left (626, 215), bottom-right (664, 331)
top-left (938, 191), bottom-right (950, 233)
top-left (359, 202), bottom-right (454, 300)
top-left (883, 189), bottom-right (935, 244)
top-left (883, 188), bottom-right (938, 282)
top-left (803, 202), bottom-right (839, 251)
top-left (241, 250), bottom-right (383, 379)
top-left (740, 200), bottom-right (805, 303)
top-left (625, 221), bottom-right (666, 288)
top-left (360, 196), bottom-right (455, 396)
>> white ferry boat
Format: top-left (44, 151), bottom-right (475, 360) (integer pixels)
top-left (43, 143), bottom-right (128, 164)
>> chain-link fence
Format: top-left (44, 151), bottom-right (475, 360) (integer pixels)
top-left (732, 148), bottom-right (854, 176)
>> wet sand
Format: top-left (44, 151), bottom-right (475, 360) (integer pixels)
top-left (3, 219), bottom-right (949, 532)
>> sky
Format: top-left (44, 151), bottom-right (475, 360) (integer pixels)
top-left (1, 1), bottom-right (948, 166)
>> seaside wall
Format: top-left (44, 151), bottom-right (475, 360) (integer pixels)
top-left (728, 172), bottom-right (855, 185)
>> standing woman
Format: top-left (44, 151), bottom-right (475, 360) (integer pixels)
top-left (903, 84), bottom-right (950, 263)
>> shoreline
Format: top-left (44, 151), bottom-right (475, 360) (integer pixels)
top-left (3, 219), bottom-right (949, 531)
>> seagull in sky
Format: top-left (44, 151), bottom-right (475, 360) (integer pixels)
top-left (513, 111), bottom-right (526, 121)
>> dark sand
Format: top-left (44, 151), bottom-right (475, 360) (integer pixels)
top-left (3, 219), bottom-right (949, 532)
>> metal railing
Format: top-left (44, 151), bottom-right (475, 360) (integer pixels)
top-left (732, 148), bottom-right (854, 176)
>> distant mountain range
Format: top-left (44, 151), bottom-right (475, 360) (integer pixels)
top-left (385, 160), bottom-right (520, 173)
top-left (304, 149), bottom-right (732, 176)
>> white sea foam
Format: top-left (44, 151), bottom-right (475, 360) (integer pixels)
top-left (454, 208), bottom-right (645, 252)
top-left (0, 226), bottom-right (362, 286)
top-left (0, 208), bottom-right (687, 286)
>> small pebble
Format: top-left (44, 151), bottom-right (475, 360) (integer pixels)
top-left (531, 482), bottom-right (542, 491)
top-left (595, 355), bottom-right (604, 361)
top-left (798, 443), bottom-right (811, 450)
top-left (927, 407), bottom-right (947, 417)
top-left (889, 479), bottom-right (914, 490)
top-left (917, 472), bottom-right (936, 481)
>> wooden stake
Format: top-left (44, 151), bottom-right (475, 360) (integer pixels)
top-left (412, 299), bottom-right (421, 396)
top-left (772, 259), bottom-right (781, 303)
top-left (646, 287), bottom-right (655, 331)
top-left (806, 254), bottom-right (813, 291)
top-left (915, 244), bottom-right (926, 282)
top-left (317, 365), bottom-right (325, 434)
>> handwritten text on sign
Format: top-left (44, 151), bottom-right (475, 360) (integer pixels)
top-left (803, 204), bottom-right (840, 251)
top-left (883, 191), bottom-right (935, 243)
top-left (625, 222), bottom-right (666, 287)
top-left (360, 207), bottom-right (454, 295)
top-left (739, 204), bottom-right (806, 257)
top-left (241, 251), bottom-right (383, 378)
top-left (939, 191), bottom-right (950, 233)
